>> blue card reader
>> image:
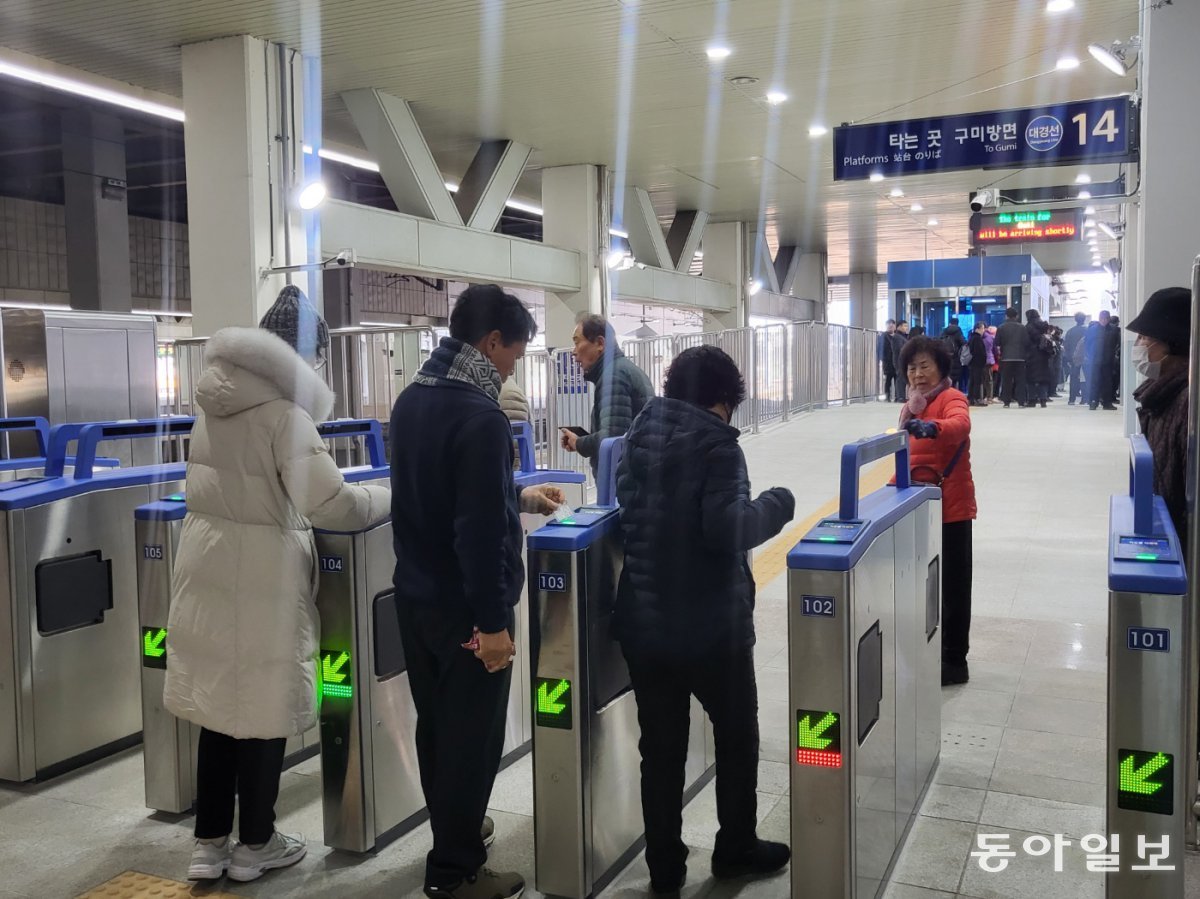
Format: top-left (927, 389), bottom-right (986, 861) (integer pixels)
top-left (554, 505), bottom-right (618, 528)
top-left (801, 517), bottom-right (869, 544)
top-left (1113, 533), bottom-right (1179, 564)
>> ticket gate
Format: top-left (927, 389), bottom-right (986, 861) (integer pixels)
top-left (786, 432), bottom-right (942, 899)
top-left (1106, 436), bottom-right (1188, 898)
top-left (0, 418), bottom-right (194, 782)
top-left (0, 417), bottom-right (119, 481)
top-left (528, 503), bottom-right (715, 899)
top-left (135, 420), bottom-right (390, 814)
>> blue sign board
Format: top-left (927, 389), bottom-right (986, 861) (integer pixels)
top-left (834, 96), bottom-right (1136, 181)
top-left (1127, 627), bottom-right (1170, 653)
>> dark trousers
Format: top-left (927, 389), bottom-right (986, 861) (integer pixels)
top-left (1028, 379), bottom-right (1049, 406)
top-left (999, 360), bottom-right (1026, 406)
top-left (884, 370), bottom-right (897, 402)
top-left (398, 600), bottom-right (512, 889)
top-left (625, 647), bottom-right (759, 885)
top-left (1087, 363), bottom-right (1114, 407)
top-left (942, 520), bottom-right (973, 669)
top-left (194, 727), bottom-right (286, 846)
top-left (956, 369), bottom-right (970, 394)
top-left (968, 365), bottom-right (987, 403)
top-left (1068, 364), bottom-right (1083, 403)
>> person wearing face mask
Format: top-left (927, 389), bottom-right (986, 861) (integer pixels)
top-left (896, 336), bottom-right (976, 686)
top-left (1127, 287), bottom-right (1193, 547)
top-left (614, 345), bottom-right (795, 894)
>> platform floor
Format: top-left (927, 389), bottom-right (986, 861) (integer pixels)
top-left (2, 398), bottom-right (1198, 898)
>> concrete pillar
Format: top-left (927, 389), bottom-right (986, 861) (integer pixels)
top-left (542, 164), bottom-right (607, 348)
top-left (61, 110), bottom-right (132, 312)
top-left (1137, 0), bottom-right (1200, 295)
top-left (848, 272), bottom-right (878, 330)
top-left (182, 36), bottom-right (308, 336)
top-left (1121, 202), bottom-right (1140, 436)
top-left (794, 253), bottom-right (828, 315)
top-left (699, 221), bottom-right (746, 331)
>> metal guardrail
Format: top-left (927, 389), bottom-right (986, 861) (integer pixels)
top-left (159, 320), bottom-right (884, 448)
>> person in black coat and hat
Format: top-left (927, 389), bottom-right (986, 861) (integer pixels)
top-left (1127, 287), bottom-right (1193, 549)
top-left (615, 345), bottom-right (795, 893)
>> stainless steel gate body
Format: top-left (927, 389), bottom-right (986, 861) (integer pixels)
top-left (787, 433), bottom-right (942, 899)
top-left (0, 419), bottom-right (193, 782)
top-left (528, 506), bottom-right (714, 899)
top-left (1106, 437), bottom-right (1187, 898)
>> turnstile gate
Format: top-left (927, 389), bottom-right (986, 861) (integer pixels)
top-left (135, 419), bottom-right (390, 813)
top-left (1106, 436), bottom-right (1188, 898)
top-left (787, 432), bottom-right (942, 899)
top-left (0, 418), bottom-right (193, 782)
top-left (0, 417), bottom-right (118, 481)
top-left (528, 504), bottom-right (715, 899)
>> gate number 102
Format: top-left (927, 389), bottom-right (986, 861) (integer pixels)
top-left (801, 595), bottom-right (836, 618)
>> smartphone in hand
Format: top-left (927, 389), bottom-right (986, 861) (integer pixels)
top-left (560, 426), bottom-right (590, 437)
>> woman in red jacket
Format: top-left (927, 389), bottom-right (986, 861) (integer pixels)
top-left (898, 336), bottom-right (977, 686)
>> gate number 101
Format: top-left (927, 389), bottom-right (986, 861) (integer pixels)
top-left (1127, 627), bottom-right (1170, 653)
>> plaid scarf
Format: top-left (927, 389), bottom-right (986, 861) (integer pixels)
top-left (414, 337), bottom-right (502, 402)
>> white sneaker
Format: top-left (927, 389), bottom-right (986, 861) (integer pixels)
top-left (188, 837), bottom-right (234, 880)
top-left (227, 831), bottom-right (307, 882)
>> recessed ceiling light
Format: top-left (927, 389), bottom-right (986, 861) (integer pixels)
top-left (1056, 56), bottom-right (1081, 71)
top-left (766, 90), bottom-right (789, 105)
top-left (1075, 173), bottom-right (1092, 184)
top-left (706, 46), bottom-right (732, 61)
top-left (808, 124), bottom-right (829, 138)
top-left (910, 203), bottom-right (924, 212)
top-left (890, 188), bottom-right (904, 198)
top-left (1084, 205), bottom-right (1096, 214)
top-left (729, 75), bottom-right (759, 86)
top-left (1077, 190), bottom-right (1092, 199)
top-left (1046, 0), bottom-right (1075, 12)
top-left (869, 172), bottom-right (885, 182)
top-left (1084, 218), bottom-right (1097, 228)
top-left (927, 218), bottom-right (939, 227)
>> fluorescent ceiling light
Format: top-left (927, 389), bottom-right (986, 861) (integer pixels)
top-left (1077, 190), bottom-right (1092, 200)
top-left (297, 180), bottom-right (328, 210)
top-left (1075, 173), bottom-right (1092, 184)
top-left (505, 197), bottom-right (544, 215)
top-left (706, 46), bottom-right (732, 61)
top-left (910, 203), bottom-right (923, 212)
top-left (1046, 0), bottom-right (1075, 11)
top-left (890, 188), bottom-right (904, 198)
top-left (1056, 56), bottom-right (1081, 71)
top-left (869, 172), bottom-right (885, 183)
top-left (927, 218), bottom-right (939, 226)
top-left (0, 300), bottom-right (71, 311)
top-left (610, 228), bottom-right (630, 239)
top-left (304, 145), bottom-right (381, 173)
top-left (1083, 218), bottom-right (1097, 228)
top-left (766, 90), bottom-right (789, 105)
top-left (1084, 205), bottom-right (1096, 215)
top-left (134, 308), bottom-right (193, 318)
top-left (358, 321), bottom-right (410, 328)
top-left (0, 59), bottom-right (185, 121)
top-left (808, 124), bottom-right (829, 138)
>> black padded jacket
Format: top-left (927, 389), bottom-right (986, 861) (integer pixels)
top-left (613, 397), bottom-right (794, 660)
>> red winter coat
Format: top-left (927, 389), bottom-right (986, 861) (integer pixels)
top-left (906, 388), bottom-right (977, 523)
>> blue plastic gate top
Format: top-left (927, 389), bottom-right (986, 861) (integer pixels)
top-left (1108, 435), bottom-right (1187, 595)
top-left (596, 436), bottom-right (624, 506)
top-left (788, 431), bottom-right (940, 572)
top-left (510, 421), bottom-right (586, 489)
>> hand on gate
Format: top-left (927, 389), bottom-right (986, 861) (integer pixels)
top-left (520, 484), bottom-right (566, 515)
top-left (475, 628), bottom-right (516, 673)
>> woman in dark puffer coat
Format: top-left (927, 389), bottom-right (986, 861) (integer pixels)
top-left (615, 345), bottom-right (795, 894)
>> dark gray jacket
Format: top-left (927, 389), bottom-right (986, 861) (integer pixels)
top-left (995, 320), bottom-right (1030, 362)
top-left (576, 347), bottom-right (654, 471)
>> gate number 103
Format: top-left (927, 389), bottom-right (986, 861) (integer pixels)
top-left (538, 572), bottom-right (566, 593)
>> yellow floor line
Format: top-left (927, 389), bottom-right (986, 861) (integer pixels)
top-left (752, 459), bottom-right (896, 588)
top-left (77, 870), bottom-right (239, 898)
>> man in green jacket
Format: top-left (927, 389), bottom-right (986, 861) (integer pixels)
top-left (560, 315), bottom-right (654, 474)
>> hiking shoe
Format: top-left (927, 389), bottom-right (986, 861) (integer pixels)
top-left (188, 837), bottom-right (233, 880)
top-left (711, 840), bottom-right (790, 880)
top-left (482, 815), bottom-right (496, 849)
top-left (942, 663), bottom-right (970, 686)
top-left (227, 831), bottom-right (307, 882)
top-left (426, 868), bottom-right (525, 899)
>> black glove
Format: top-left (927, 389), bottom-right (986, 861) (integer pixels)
top-left (904, 419), bottom-right (939, 440)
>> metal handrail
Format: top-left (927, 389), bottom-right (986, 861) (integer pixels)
top-left (1186, 254), bottom-right (1200, 848)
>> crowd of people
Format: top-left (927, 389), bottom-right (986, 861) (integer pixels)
top-left (158, 282), bottom-right (1190, 899)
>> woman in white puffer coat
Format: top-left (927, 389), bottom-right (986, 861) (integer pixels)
top-left (164, 287), bottom-right (389, 884)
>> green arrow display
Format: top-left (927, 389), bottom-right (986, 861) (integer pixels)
top-left (323, 650), bottom-right (350, 684)
top-left (143, 627), bottom-right (167, 658)
top-left (798, 711), bottom-right (837, 750)
top-left (537, 679), bottom-right (570, 715)
top-left (1120, 752), bottom-right (1169, 795)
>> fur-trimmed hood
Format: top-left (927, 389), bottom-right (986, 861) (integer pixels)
top-left (196, 327), bottom-right (335, 423)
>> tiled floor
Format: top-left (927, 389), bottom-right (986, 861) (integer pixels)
top-left (3, 398), bottom-right (1198, 898)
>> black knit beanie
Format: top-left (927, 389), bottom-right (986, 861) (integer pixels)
top-left (259, 285), bottom-right (330, 360)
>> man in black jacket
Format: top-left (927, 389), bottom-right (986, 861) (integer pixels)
top-left (1063, 312), bottom-right (1087, 404)
top-left (942, 315), bottom-right (967, 391)
top-left (390, 285), bottom-right (562, 899)
top-left (967, 321), bottom-right (989, 406)
top-left (561, 315), bottom-right (654, 473)
top-left (995, 306), bottom-right (1030, 408)
top-left (888, 320), bottom-right (910, 402)
top-left (1085, 310), bottom-right (1117, 410)
top-left (615, 346), bottom-right (795, 893)
top-left (879, 319), bottom-right (897, 400)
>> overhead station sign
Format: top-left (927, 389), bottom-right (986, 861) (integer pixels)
top-left (975, 208), bottom-right (1082, 244)
top-left (834, 96), bottom-right (1137, 181)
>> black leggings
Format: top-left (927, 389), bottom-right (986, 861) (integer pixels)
top-left (941, 520), bottom-right (973, 668)
top-left (194, 727), bottom-right (286, 846)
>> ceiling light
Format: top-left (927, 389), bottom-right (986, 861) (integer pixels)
top-left (729, 75), bottom-right (760, 86)
top-left (606, 250), bottom-right (627, 269)
top-left (505, 197), bottom-right (544, 215)
top-left (766, 90), bottom-right (789, 105)
top-left (808, 124), bottom-right (829, 138)
top-left (1056, 56), bottom-right (1081, 71)
top-left (748, 279), bottom-right (764, 296)
top-left (305, 145), bottom-right (381, 173)
top-left (1088, 40), bottom-right (1137, 76)
top-left (1077, 190), bottom-right (1092, 200)
top-left (1084, 205), bottom-right (1096, 215)
top-left (706, 46), bottom-right (732, 61)
top-left (0, 59), bottom-right (185, 121)
top-left (927, 218), bottom-right (939, 227)
top-left (1075, 173), bottom-right (1092, 184)
top-left (890, 188), bottom-right (904, 198)
top-left (869, 172), bottom-right (885, 183)
top-left (610, 227), bottom-right (630, 239)
top-left (1084, 218), bottom-right (1097, 228)
top-left (1046, 0), bottom-right (1075, 12)
top-left (297, 180), bottom-right (328, 210)
top-left (0, 300), bottom-right (72, 312)
top-left (910, 203), bottom-right (923, 212)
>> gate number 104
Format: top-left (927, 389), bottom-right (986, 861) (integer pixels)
top-left (1128, 627), bottom-right (1170, 653)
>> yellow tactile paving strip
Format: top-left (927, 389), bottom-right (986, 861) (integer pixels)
top-left (752, 459), bottom-right (896, 588)
top-left (77, 871), bottom-right (239, 899)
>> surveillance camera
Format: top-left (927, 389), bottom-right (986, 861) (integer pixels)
top-left (332, 248), bottom-right (355, 267)
top-left (970, 189), bottom-right (997, 213)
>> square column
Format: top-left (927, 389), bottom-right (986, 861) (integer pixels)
top-left (700, 221), bottom-right (747, 331)
top-left (848, 272), bottom-right (879, 330)
top-left (542, 165), bottom-right (607, 347)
